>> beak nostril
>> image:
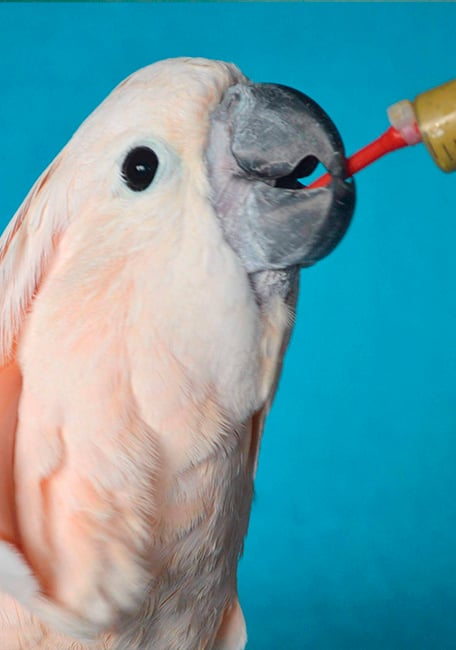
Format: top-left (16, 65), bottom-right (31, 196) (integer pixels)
top-left (275, 155), bottom-right (326, 190)
top-left (223, 87), bottom-right (242, 112)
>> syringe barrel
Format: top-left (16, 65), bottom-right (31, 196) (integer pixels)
top-left (413, 79), bottom-right (456, 173)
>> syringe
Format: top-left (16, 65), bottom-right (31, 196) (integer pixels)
top-left (308, 78), bottom-right (456, 189)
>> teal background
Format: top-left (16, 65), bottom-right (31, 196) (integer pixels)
top-left (1, 3), bottom-right (455, 648)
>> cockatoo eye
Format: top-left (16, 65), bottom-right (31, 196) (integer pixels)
top-left (121, 146), bottom-right (159, 191)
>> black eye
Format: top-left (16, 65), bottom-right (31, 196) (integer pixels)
top-left (121, 146), bottom-right (159, 191)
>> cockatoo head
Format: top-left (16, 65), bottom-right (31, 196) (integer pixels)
top-left (40, 60), bottom-right (353, 288)
top-left (2, 56), bottom-right (355, 364)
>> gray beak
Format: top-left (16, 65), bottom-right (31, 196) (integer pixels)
top-left (206, 82), bottom-right (355, 273)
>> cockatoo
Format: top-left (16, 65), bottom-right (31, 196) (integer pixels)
top-left (0, 58), bottom-right (355, 649)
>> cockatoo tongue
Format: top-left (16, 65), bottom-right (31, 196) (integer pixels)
top-left (206, 82), bottom-right (356, 273)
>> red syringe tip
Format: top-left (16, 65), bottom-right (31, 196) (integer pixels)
top-left (308, 124), bottom-right (422, 190)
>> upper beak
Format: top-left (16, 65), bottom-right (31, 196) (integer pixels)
top-left (206, 82), bottom-right (356, 273)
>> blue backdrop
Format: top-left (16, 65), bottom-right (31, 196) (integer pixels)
top-left (1, 3), bottom-right (455, 649)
